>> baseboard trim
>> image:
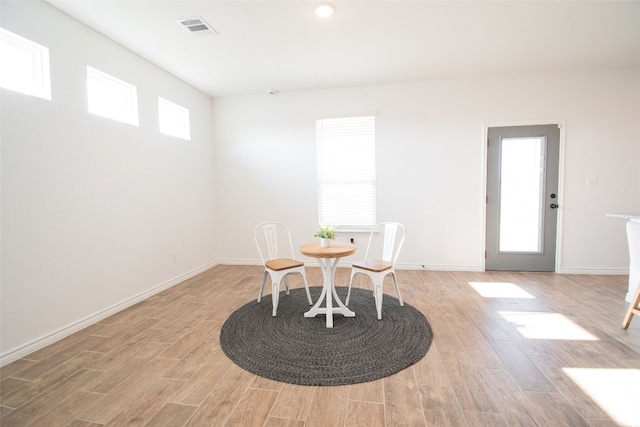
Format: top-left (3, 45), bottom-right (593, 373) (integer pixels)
top-left (217, 258), bottom-right (262, 266)
top-left (396, 263), bottom-right (484, 272)
top-left (557, 267), bottom-right (628, 275)
top-left (0, 259), bottom-right (221, 367)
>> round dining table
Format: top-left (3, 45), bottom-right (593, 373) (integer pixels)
top-left (299, 241), bottom-right (357, 328)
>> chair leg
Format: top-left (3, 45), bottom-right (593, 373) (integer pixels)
top-left (345, 270), bottom-right (357, 306)
top-left (373, 281), bottom-right (383, 320)
top-left (283, 275), bottom-right (290, 295)
top-left (257, 270), bottom-right (268, 302)
top-left (391, 272), bottom-right (404, 306)
top-left (272, 281), bottom-right (279, 317)
top-left (622, 281), bottom-right (640, 329)
top-left (301, 271), bottom-right (313, 305)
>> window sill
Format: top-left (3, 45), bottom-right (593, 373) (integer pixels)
top-left (336, 228), bottom-right (373, 234)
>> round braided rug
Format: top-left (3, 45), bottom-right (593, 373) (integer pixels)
top-left (220, 286), bottom-right (433, 386)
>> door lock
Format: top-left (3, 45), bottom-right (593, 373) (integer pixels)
top-left (550, 203), bottom-right (559, 209)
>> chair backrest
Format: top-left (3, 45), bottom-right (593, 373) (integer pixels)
top-left (254, 222), bottom-right (296, 263)
top-left (363, 222), bottom-right (406, 265)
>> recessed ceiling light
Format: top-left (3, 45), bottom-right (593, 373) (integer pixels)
top-left (315, 3), bottom-right (335, 18)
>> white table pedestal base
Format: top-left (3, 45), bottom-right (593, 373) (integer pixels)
top-left (304, 257), bottom-right (355, 328)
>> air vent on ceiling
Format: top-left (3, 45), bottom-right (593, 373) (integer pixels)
top-left (177, 17), bottom-right (218, 35)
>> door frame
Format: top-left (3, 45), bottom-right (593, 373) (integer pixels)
top-left (481, 119), bottom-right (566, 273)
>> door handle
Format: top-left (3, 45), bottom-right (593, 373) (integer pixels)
top-left (550, 203), bottom-right (559, 209)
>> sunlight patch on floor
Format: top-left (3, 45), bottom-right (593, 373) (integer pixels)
top-left (564, 368), bottom-right (640, 426)
top-left (499, 312), bottom-right (599, 340)
top-left (468, 282), bottom-right (535, 299)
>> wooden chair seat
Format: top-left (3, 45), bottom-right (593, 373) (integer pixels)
top-left (266, 258), bottom-right (304, 271)
top-left (352, 260), bottom-right (392, 273)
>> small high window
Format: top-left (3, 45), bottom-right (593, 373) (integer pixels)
top-left (158, 97), bottom-right (191, 140)
top-left (86, 66), bottom-right (138, 126)
top-left (0, 27), bottom-right (51, 100)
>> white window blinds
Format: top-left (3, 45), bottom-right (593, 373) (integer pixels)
top-left (316, 116), bottom-right (376, 228)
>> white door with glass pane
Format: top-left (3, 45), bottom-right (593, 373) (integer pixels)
top-left (486, 125), bottom-right (560, 271)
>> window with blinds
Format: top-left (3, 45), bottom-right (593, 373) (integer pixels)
top-left (316, 116), bottom-right (376, 228)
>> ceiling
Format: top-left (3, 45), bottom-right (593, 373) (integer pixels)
top-left (45, 0), bottom-right (640, 98)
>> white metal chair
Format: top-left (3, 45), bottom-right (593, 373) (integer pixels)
top-left (254, 222), bottom-right (313, 316)
top-left (346, 222), bottom-right (405, 320)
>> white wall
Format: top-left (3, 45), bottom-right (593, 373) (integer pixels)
top-left (1, 1), bottom-right (218, 362)
top-left (212, 68), bottom-right (640, 273)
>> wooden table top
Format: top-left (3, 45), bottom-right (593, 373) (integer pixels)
top-left (299, 242), bottom-right (357, 258)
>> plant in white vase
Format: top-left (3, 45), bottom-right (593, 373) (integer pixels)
top-left (314, 225), bottom-right (336, 247)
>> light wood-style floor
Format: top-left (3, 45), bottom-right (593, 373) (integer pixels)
top-left (2, 265), bottom-right (639, 426)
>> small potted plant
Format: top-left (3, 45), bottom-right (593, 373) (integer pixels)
top-left (314, 225), bottom-right (336, 247)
